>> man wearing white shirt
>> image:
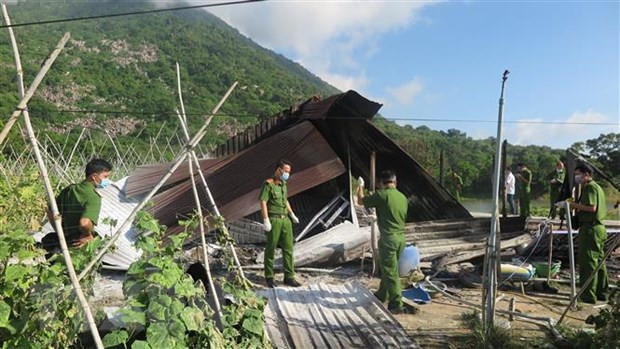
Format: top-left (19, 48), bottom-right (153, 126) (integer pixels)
top-left (505, 167), bottom-right (516, 215)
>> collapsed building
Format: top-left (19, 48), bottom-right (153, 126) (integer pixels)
top-left (120, 90), bottom-right (530, 270)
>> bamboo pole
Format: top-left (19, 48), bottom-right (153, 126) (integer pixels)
top-left (173, 69), bottom-right (247, 281)
top-left (0, 10), bottom-right (103, 346)
top-left (77, 82), bottom-right (237, 281)
top-left (61, 127), bottom-right (86, 173)
top-left (105, 130), bottom-right (130, 176)
top-left (175, 109), bottom-right (223, 329)
top-left (0, 31), bottom-right (70, 147)
top-left (175, 109), bottom-right (248, 282)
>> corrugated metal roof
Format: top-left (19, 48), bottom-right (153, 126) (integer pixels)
top-left (127, 121), bottom-right (347, 233)
top-left (311, 119), bottom-right (471, 221)
top-left (208, 90), bottom-right (471, 222)
top-left (259, 281), bottom-right (419, 348)
top-left (41, 177), bottom-right (142, 270)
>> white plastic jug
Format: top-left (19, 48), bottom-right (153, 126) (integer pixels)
top-left (398, 245), bottom-right (420, 277)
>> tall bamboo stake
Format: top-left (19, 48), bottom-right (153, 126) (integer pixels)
top-left (77, 82), bottom-right (237, 281)
top-left (59, 127), bottom-right (86, 180)
top-left (175, 99), bottom-right (223, 328)
top-left (0, 9), bottom-right (103, 346)
top-left (105, 129), bottom-right (130, 176)
top-left (175, 109), bottom-right (247, 282)
top-left (173, 64), bottom-right (247, 281)
top-left (0, 31), bottom-right (70, 147)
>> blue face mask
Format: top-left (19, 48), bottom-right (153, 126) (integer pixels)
top-left (281, 172), bottom-right (290, 182)
top-left (97, 177), bottom-right (111, 189)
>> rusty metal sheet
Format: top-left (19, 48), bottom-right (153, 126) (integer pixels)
top-left (312, 119), bottom-right (472, 221)
top-left (131, 121), bottom-right (346, 231)
top-left (297, 90), bottom-right (382, 121)
top-left (126, 157), bottom-right (229, 197)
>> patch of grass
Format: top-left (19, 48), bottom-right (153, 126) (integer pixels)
top-left (458, 311), bottom-right (527, 349)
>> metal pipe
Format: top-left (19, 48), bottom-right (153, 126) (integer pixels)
top-left (483, 69), bottom-right (509, 332)
top-left (564, 201), bottom-right (577, 308)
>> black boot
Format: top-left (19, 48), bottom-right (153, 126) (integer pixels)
top-left (266, 278), bottom-right (276, 288)
top-left (284, 278), bottom-right (301, 287)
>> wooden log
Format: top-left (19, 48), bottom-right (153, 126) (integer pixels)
top-left (432, 233), bottom-right (532, 266)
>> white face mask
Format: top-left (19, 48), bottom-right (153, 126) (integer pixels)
top-left (574, 174), bottom-right (583, 184)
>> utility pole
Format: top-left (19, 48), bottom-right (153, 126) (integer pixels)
top-left (483, 70), bottom-right (509, 334)
top-left (501, 140), bottom-right (508, 218)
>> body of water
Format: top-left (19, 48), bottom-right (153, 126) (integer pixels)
top-left (461, 198), bottom-right (619, 220)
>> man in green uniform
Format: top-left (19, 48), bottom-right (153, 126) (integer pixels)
top-left (515, 163), bottom-right (532, 217)
top-left (449, 170), bottom-right (464, 202)
top-left (547, 160), bottom-right (565, 219)
top-left (560, 164), bottom-right (608, 304)
top-left (357, 170), bottom-right (409, 314)
top-left (260, 160), bottom-right (301, 288)
top-left (43, 158), bottom-right (112, 250)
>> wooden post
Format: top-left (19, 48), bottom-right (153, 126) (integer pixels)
top-left (439, 149), bottom-right (445, 186)
top-left (370, 151), bottom-right (379, 275)
top-left (0, 10), bottom-right (103, 346)
top-left (77, 82), bottom-right (238, 281)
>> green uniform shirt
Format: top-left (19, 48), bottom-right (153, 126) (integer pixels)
top-left (363, 188), bottom-right (408, 235)
top-left (56, 180), bottom-right (101, 240)
top-left (550, 169), bottom-right (565, 190)
top-left (578, 180), bottom-right (606, 224)
top-left (518, 169), bottom-right (532, 190)
top-left (259, 178), bottom-right (288, 215)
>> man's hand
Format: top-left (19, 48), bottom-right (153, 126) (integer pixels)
top-left (263, 218), bottom-right (272, 232)
top-left (72, 234), bottom-right (94, 248)
top-left (289, 213), bottom-right (300, 224)
top-left (358, 177), bottom-right (365, 188)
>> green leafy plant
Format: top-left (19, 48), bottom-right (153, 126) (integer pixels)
top-left (0, 229), bottom-right (105, 348)
top-left (0, 164), bottom-right (50, 233)
top-left (103, 211), bottom-right (269, 348)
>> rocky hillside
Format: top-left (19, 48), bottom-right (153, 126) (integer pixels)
top-left (0, 1), bottom-right (339, 150)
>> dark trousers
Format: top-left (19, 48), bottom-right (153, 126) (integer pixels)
top-left (506, 194), bottom-right (516, 215)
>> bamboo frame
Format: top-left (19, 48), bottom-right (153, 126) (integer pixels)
top-left (175, 65), bottom-right (224, 328)
top-left (77, 82), bottom-right (238, 281)
top-left (1, 5), bottom-right (103, 347)
top-left (0, 32), bottom-right (70, 147)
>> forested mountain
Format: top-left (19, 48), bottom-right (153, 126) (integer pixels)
top-left (0, 1), bottom-right (616, 198)
top-left (0, 1), bottom-right (339, 148)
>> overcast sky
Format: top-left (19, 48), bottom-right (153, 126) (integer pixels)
top-left (208, 0), bottom-right (619, 149)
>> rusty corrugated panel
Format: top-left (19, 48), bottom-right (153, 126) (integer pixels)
top-left (125, 157), bottom-right (230, 197)
top-left (313, 118), bottom-right (472, 221)
top-left (132, 121), bottom-right (346, 231)
top-left (300, 90), bottom-right (382, 120)
top-left (259, 281), bottom-right (419, 348)
top-left (205, 90), bottom-right (469, 221)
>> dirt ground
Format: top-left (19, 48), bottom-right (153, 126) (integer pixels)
top-left (92, 243), bottom-right (619, 348)
top-left (240, 252), bottom-right (620, 349)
